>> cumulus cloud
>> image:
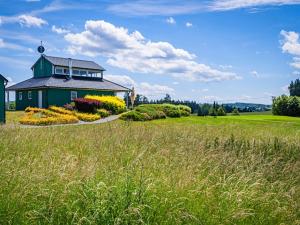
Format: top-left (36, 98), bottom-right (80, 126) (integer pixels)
top-left (186, 22), bottom-right (192, 27)
top-left (105, 74), bottom-right (135, 87)
top-left (281, 30), bottom-right (300, 69)
top-left (0, 14), bottom-right (47, 27)
top-left (52, 25), bottom-right (70, 34)
top-left (104, 74), bottom-right (174, 97)
top-left (166, 17), bottom-right (176, 24)
top-left (64, 20), bottom-right (240, 82)
top-left (250, 70), bottom-right (259, 78)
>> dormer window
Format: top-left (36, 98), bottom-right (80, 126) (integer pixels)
top-left (80, 70), bottom-right (87, 76)
top-left (72, 69), bottom-right (80, 75)
top-left (55, 67), bottom-right (64, 74)
top-left (64, 68), bottom-right (69, 74)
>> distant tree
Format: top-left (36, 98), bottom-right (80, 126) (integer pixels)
top-left (197, 105), bottom-right (204, 116)
top-left (209, 107), bottom-right (217, 117)
top-left (232, 108), bottom-right (240, 116)
top-left (272, 95), bottom-right (300, 117)
top-left (289, 78), bottom-right (300, 97)
top-left (201, 104), bottom-right (210, 116)
top-left (217, 107), bottom-right (226, 116)
top-left (164, 94), bottom-right (172, 103)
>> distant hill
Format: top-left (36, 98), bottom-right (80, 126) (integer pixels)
top-left (223, 102), bottom-right (271, 112)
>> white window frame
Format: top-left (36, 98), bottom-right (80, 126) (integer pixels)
top-left (55, 67), bottom-right (64, 75)
top-left (28, 91), bottom-right (32, 100)
top-left (71, 91), bottom-right (77, 101)
top-left (19, 92), bottom-right (22, 101)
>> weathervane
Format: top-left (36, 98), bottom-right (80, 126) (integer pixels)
top-left (37, 41), bottom-right (45, 54)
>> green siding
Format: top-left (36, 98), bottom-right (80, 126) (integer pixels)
top-left (47, 89), bottom-right (115, 107)
top-left (0, 79), bottom-right (5, 123)
top-left (15, 88), bottom-right (116, 110)
top-left (16, 90), bottom-right (39, 110)
top-left (33, 56), bottom-right (53, 78)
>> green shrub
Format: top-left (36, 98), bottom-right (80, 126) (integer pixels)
top-left (135, 105), bottom-right (166, 119)
top-left (272, 95), bottom-right (300, 117)
top-left (217, 107), bottom-right (226, 116)
top-left (178, 105), bottom-right (192, 114)
top-left (97, 109), bottom-right (110, 118)
top-left (165, 108), bottom-right (182, 118)
top-left (120, 111), bottom-right (151, 121)
top-left (232, 108), bottom-right (240, 116)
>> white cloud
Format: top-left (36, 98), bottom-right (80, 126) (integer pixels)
top-left (0, 14), bottom-right (47, 27)
top-left (0, 38), bottom-right (29, 51)
top-left (292, 70), bottom-right (300, 76)
top-left (52, 25), bottom-right (70, 34)
top-left (6, 77), bottom-right (16, 86)
top-left (104, 74), bottom-right (174, 98)
top-left (290, 57), bottom-right (300, 69)
top-left (172, 81), bottom-right (179, 85)
top-left (281, 30), bottom-right (300, 56)
top-left (250, 70), bottom-right (259, 78)
top-left (186, 22), bottom-right (192, 27)
top-left (18, 14), bottom-right (47, 27)
top-left (166, 17), bottom-right (176, 24)
top-left (64, 20), bottom-right (240, 82)
top-left (209, 0), bottom-right (300, 11)
top-left (105, 74), bottom-right (136, 87)
top-left (107, 0), bottom-right (300, 16)
top-left (280, 30), bottom-right (300, 69)
top-left (219, 64), bottom-right (233, 70)
top-left (281, 85), bottom-right (289, 93)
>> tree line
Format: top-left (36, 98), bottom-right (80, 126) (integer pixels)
top-left (272, 78), bottom-right (300, 117)
top-left (124, 93), bottom-right (270, 116)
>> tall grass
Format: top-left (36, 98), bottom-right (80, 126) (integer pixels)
top-left (0, 115), bottom-right (299, 224)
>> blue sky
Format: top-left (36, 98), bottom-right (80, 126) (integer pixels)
top-left (1, 0), bottom-right (300, 104)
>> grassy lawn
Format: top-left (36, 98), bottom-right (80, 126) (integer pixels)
top-left (0, 112), bottom-right (299, 224)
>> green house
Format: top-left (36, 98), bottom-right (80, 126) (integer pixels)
top-left (7, 55), bottom-right (130, 110)
top-left (0, 74), bottom-right (8, 123)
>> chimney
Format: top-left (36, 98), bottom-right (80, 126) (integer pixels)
top-left (68, 58), bottom-right (72, 77)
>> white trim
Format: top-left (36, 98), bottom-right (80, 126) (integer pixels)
top-left (38, 91), bottom-right (43, 108)
top-left (28, 91), bottom-right (32, 100)
top-left (71, 91), bottom-right (77, 101)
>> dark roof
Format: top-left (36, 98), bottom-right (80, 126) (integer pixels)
top-left (6, 76), bottom-right (130, 92)
top-left (0, 74), bottom-right (8, 82)
top-left (32, 55), bottom-right (105, 71)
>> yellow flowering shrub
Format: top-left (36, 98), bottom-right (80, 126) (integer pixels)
top-left (25, 107), bottom-right (43, 113)
top-left (85, 95), bottom-right (126, 114)
top-left (49, 106), bottom-right (74, 115)
top-left (20, 109), bottom-right (78, 126)
top-left (74, 112), bottom-right (100, 122)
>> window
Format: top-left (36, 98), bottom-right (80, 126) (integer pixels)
top-left (72, 69), bottom-right (80, 75)
top-left (28, 91), bottom-right (32, 100)
top-left (71, 91), bottom-right (77, 101)
top-left (55, 67), bottom-right (63, 74)
top-left (80, 70), bottom-right (87, 76)
top-left (19, 92), bottom-right (22, 101)
top-left (64, 68), bottom-right (70, 74)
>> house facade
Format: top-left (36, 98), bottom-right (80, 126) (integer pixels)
top-left (0, 74), bottom-right (8, 123)
top-left (7, 55), bottom-right (130, 110)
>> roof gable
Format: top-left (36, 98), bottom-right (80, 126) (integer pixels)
top-left (0, 74), bottom-right (8, 82)
top-left (31, 55), bottom-right (105, 71)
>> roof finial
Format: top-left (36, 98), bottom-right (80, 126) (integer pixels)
top-left (37, 41), bottom-right (45, 54)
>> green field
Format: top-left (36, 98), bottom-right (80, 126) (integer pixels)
top-left (0, 112), bottom-right (299, 224)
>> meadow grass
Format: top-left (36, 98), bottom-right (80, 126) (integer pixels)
top-left (0, 113), bottom-right (299, 224)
